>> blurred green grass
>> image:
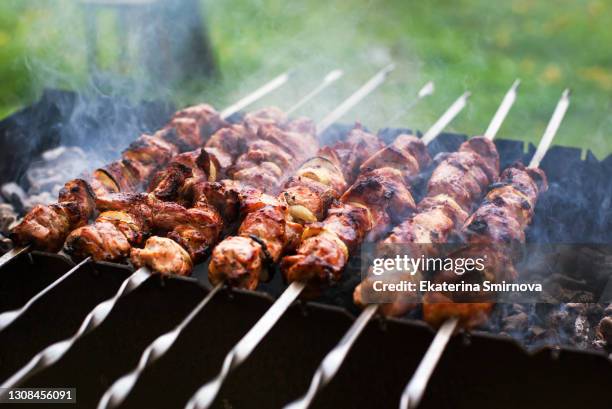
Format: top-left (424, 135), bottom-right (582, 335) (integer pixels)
top-left (1, 0), bottom-right (611, 157)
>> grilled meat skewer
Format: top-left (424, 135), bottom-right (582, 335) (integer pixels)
top-left (134, 119), bottom-right (321, 277)
top-left (90, 104), bottom-right (227, 196)
top-left (422, 162), bottom-right (548, 328)
top-left (278, 90), bottom-right (473, 297)
top-left (9, 107), bottom-right (293, 255)
top-left (285, 83), bottom-right (519, 409)
top-left (397, 89), bottom-right (569, 409)
top-left (208, 124), bottom-right (383, 290)
top-left (10, 179), bottom-right (96, 252)
top-left (281, 133), bottom-right (432, 293)
top-left (353, 136), bottom-right (500, 316)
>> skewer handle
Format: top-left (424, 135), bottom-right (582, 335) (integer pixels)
top-left (421, 91), bottom-right (471, 145)
top-left (484, 79), bottom-right (521, 140)
top-left (399, 318), bottom-right (458, 409)
top-left (220, 70), bottom-right (292, 119)
top-left (283, 305), bottom-right (379, 409)
top-left (0, 245), bottom-right (30, 270)
top-left (0, 266), bottom-right (151, 392)
top-left (97, 283), bottom-right (223, 409)
top-left (316, 63), bottom-right (396, 134)
top-left (529, 89), bottom-right (571, 168)
top-left (286, 69), bottom-right (344, 116)
top-left (186, 281), bottom-right (305, 409)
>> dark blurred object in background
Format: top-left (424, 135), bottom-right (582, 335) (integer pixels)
top-left (81, 0), bottom-right (217, 85)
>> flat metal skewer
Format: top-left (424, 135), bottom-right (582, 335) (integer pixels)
top-left (0, 263), bottom-right (150, 391)
top-left (97, 283), bottom-right (224, 409)
top-left (399, 318), bottom-right (458, 409)
top-left (286, 70), bottom-right (344, 116)
top-left (0, 245), bottom-right (30, 271)
top-left (420, 92), bottom-right (471, 145)
top-left (0, 257), bottom-right (91, 332)
top-left (220, 70), bottom-right (292, 119)
top-left (0, 71), bottom-right (295, 272)
top-left (529, 89), bottom-right (571, 168)
top-left (0, 69), bottom-right (347, 391)
top-left (284, 79), bottom-right (521, 409)
top-left (484, 79), bottom-right (520, 139)
top-left (386, 81), bottom-right (435, 125)
top-left (316, 63), bottom-right (395, 134)
top-left (185, 64), bottom-right (398, 409)
top-left (399, 88), bottom-right (571, 409)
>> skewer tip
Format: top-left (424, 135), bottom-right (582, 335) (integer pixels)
top-left (511, 78), bottom-right (521, 90)
top-left (383, 62), bottom-right (396, 74)
top-left (562, 88), bottom-right (571, 98)
top-left (417, 81), bottom-right (435, 98)
top-left (325, 69), bottom-right (344, 83)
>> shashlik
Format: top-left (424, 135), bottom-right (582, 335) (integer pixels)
top-left (280, 133), bottom-right (432, 293)
top-left (94, 115), bottom-right (318, 275)
top-left (422, 161), bottom-right (548, 328)
top-left (8, 106), bottom-right (287, 254)
top-left (207, 125), bottom-right (383, 290)
top-left (10, 179), bottom-right (96, 252)
top-left (353, 136), bottom-right (500, 316)
top-left (91, 104), bottom-right (227, 196)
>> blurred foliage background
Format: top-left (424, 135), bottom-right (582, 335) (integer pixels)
top-left (0, 0), bottom-right (610, 157)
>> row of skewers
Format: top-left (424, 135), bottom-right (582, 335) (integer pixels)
top-left (0, 64), bottom-right (404, 394)
top-left (0, 65), bottom-right (577, 409)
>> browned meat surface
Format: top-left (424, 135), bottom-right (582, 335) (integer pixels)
top-left (147, 163), bottom-right (193, 202)
top-left (342, 167), bottom-right (416, 230)
top-left (204, 125), bottom-right (252, 170)
top-left (131, 236), bottom-right (193, 276)
top-left (96, 211), bottom-right (149, 246)
top-left (90, 169), bottom-right (121, 197)
top-left (101, 160), bottom-right (142, 192)
top-left (66, 162), bottom-right (224, 263)
top-left (161, 203), bottom-right (223, 262)
top-left (421, 162), bottom-right (548, 328)
top-left (282, 132), bottom-right (432, 292)
top-left (209, 128), bottom-right (381, 291)
top-left (353, 137), bottom-right (502, 317)
top-left (58, 179), bottom-right (97, 224)
top-left (10, 204), bottom-right (72, 252)
top-left (229, 122), bottom-right (317, 193)
top-left (208, 236), bottom-right (265, 290)
top-left (333, 125), bottom-right (385, 183)
top-left (422, 293), bottom-right (494, 328)
top-left (123, 134), bottom-right (179, 170)
top-left (10, 179), bottom-right (96, 251)
top-left (65, 221), bottom-right (131, 262)
top-left (243, 106), bottom-right (288, 134)
top-left (282, 203), bottom-right (369, 286)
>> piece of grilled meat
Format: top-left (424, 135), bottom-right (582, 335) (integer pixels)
top-left (131, 236), bottom-right (193, 276)
top-left (11, 179), bottom-right (96, 252)
top-left (228, 118), bottom-right (318, 193)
